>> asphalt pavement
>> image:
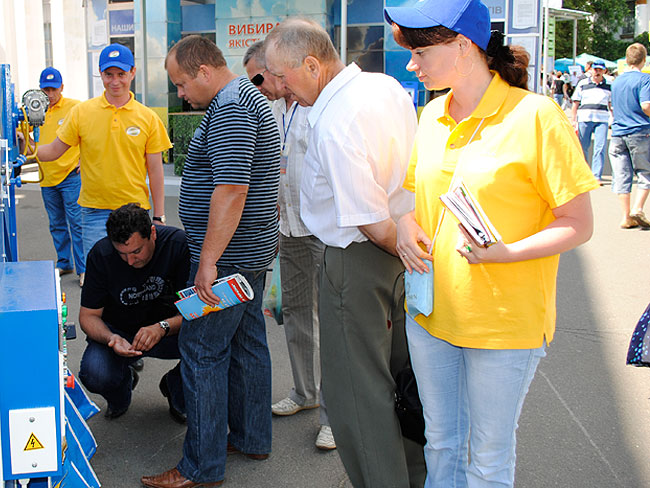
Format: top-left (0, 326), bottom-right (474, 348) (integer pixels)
top-left (11, 170), bottom-right (650, 488)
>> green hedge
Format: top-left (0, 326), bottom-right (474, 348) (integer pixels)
top-left (168, 113), bottom-right (204, 176)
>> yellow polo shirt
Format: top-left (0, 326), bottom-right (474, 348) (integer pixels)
top-left (39, 97), bottom-right (81, 187)
top-left (57, 92), bottom-right (172, 210)
top-left (405, 73), bottom-right (599, 349)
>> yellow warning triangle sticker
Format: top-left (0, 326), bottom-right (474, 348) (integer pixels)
top-left (24, 433), bottom-right (44, 451)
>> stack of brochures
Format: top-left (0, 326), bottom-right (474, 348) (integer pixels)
top-left (439, 179), bottom-right (501, 247)
top-left (174, 273), bottom-right (254, 321)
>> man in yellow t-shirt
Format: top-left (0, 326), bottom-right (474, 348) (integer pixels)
top-left (38, 67), bottom-right (85, 285)
top-left (38, 44), bottom-right (172, 263)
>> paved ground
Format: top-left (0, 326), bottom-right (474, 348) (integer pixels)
top-left (11, 169), bottom-right (650, 487)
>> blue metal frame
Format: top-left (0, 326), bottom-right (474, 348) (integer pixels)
top-left (0, 261), bottom-right (63, 481)
top-left (0, 63), bottom-right (22, 263)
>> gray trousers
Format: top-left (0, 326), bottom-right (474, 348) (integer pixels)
top-left (319, 241), bottom-right (426, 488)
top-left (279, 233), bottom-right (329, 425)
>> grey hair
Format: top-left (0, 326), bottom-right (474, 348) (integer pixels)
top-left (243, 40), bottom-right (265, 67)
top-left (265, 18), bottom-right (338, 68)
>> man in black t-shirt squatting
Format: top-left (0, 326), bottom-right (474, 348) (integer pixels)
top-left (78, 203), bottom-right (190, 422)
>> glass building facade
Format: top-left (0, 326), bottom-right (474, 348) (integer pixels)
top-left (84, 0), bottom-right (435, 120)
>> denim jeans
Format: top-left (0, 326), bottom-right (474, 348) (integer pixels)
top-left (177, 263), bottom-right (271, 483)
top-left (406, 316), bottom-right (546, 488)
top-left (552, 94), bottom-right (563, 107)
top-left (578, 121), bottom-right (608, 179)
top-left (78, 324), bottom-right (184, 413)
top-left (609, 128), bottom-right (650, 194)
top-left (81, 207), bottom-right (113, 261)
top-left (40, 170), bottom-right (85, 273)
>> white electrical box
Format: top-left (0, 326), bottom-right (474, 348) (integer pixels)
top-left (8, 407), bottom-right (58, 475)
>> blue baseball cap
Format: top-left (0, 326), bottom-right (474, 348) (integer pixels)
top-left (384, 0), bottom-right (491, 51)
top-left (592, 60), bottom-right (606, 70)
top-left (39, 67), bottom-right (62, 88)
top-left (99, 43), bottom-right (134, 72)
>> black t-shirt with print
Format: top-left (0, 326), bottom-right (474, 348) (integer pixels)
top-left (81, 225), bottom-right (190, 336)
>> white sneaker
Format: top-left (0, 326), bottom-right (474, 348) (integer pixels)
top-left (315, 425), bottom-right (336, 450)
top-left (271, 397), bottom-right (319, 416)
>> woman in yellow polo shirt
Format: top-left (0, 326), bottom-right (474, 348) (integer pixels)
top-left (385, 0), bottom-right (599, 486)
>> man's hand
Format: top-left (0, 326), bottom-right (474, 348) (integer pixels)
top-left (195, 262), bottom-right (220, 306)
top-left (396, 211), bottom-right (433, 274)
top-left (107, 334), bottom-right (143, 357)
top-left (131, 324), bottom-right (166, 352)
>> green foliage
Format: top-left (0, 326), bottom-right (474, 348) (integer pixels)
top-left (168, 113), bottom-right (203, 176)
top-left (555, 0), bottom-right (630, 61)
top-left (633, 32), bottom-right (650, 52)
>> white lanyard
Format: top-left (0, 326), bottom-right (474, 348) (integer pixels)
top-left (428, 118), bottom-right (485, 253)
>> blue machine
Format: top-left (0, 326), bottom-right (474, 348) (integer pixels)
top-left (0, 261), bottom-right (63, 484)
top-left (0, 65), bottom-right (99, 488)
top-left (0, 64), bottom-right (21, 262)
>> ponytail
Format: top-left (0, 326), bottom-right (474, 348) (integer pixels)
top-left (485, 31), bottom-right (530, 90)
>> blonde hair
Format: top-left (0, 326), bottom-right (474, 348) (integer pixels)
top-left (626, 43), bottom-right (647, 68)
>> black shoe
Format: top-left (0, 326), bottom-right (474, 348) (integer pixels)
top-left (132, 358), bottom-right (145, 371)
top-left (104, 367), bottom-right (138, 419)
top-left (159, 373), bottom-right (186, 424)
top-left (130, 366), bottom-right (140, 391)
top-left (104, 404), bottom-right (129, 419)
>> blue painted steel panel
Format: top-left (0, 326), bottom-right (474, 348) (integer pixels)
top-left (0, 261), bottom-right (62, 480)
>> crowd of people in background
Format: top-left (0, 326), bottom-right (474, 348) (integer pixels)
top-left (545, 47), bottom-right (650, 230)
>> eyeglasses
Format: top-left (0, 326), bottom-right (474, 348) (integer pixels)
top-left (251, 69), bottom-right (267, 86)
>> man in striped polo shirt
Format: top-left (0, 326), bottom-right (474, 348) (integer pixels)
top-left (571, 60), bottom-right (612, 184)
top-left (142, 35), bottom-right (280, 488)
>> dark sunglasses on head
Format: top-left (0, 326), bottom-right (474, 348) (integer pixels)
top-left (251, 69), bottom-right (267, 86)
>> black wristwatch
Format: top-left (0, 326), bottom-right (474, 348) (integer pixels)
top-left (153, 215), bottom-right (166, 224)
top-left (159, 320), bottom-right (170, 336)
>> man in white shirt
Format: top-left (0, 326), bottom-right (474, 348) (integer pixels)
top-left (243, 41), bottom-right (335, 451)
top-left (266, 18), bottom-right (425, 488)
top-left (571, 60), bottom-right (612, 183)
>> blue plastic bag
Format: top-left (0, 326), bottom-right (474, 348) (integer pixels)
top-left (263, 256), bottom-right (283, 325)
top-left (627, 302), bottom-right (650, 367)
top-left (404, 266), bottom-right (433, 318)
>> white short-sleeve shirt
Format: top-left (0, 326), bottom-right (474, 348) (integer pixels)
top-left (301, 63), bottom-right (417, 248)
top-left (272, 98), bottom-right (312, 237)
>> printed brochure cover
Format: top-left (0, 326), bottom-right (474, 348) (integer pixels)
top-left (174, 273), bottom-right (254, 321)
top-left (439, 179), bottom-right (501, 248)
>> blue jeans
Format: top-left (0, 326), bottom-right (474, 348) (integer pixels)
top-left (609, 128), bottom-right (650, 194)
top-left (78, 324), bottom-right (184, 413)
top-left (177, 263), bottom-right (271, 483)
top-left (81, 207), bottom-right (112, 261)
top-left (578, 121), bottom-right (608, 179)
top-left (40, 170), bottom-right (85, 273)
top-left (406, 316), bottom-right (546, 488)
top-left (552, 94), bottom-right (563, 107)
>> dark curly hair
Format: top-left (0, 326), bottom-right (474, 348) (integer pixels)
top-left (392, 25), bottom-right (529, 90)
top-left (106, 203), bottom-right (152, 244)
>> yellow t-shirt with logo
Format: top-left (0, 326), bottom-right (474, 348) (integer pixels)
top-left (404, 73), bottom-right (599, 349)
top-left (57, 92), bottom-right (172, 210)
top-left (39, 97), bottom-right (81, 187)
